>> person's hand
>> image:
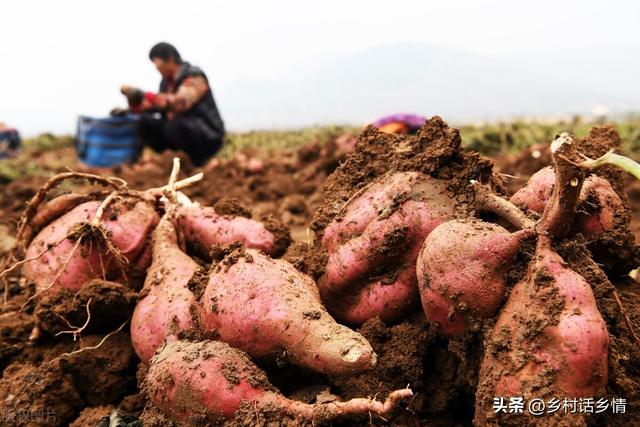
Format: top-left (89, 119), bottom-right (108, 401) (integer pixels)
top-left (121, 85), bottom-right (145, 107)
top-left (121, 84), bottom-right (139, 96)
top-left (154, 93), bottom-right (175, 110)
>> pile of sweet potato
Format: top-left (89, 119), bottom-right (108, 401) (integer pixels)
top-left (6, 118), bottom-right (639, 426)
top-left (7, 161), bottom-right (411, 425)
top-left (307, 119), bottom-right (639, 425)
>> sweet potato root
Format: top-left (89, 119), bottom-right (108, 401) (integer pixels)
top-left (144, 340), bottom-right (412, 425)
top-left (23, 198), bottom-right (159, 293)
top-left (130, 216), bottom-right (201, 362)
top-left (198, 247), bottom-right (376, 376)
top-left (319, 172), bottom-right (458, 325)
top-left (417, 219), bottom-right (533, 336)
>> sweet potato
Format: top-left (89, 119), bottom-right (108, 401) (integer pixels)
top-left (176, 205), bottom-right (287, 257)
top-left (476, 237), bottom-right (609, 422)
top-left (23, 198), bottom-right (159, 293)
top-left (144, 340), bottom-right (412, 425)
top-left (509, 166), bottom-right (556, 214)
top-left (130, 216), bottom-right (200, 362)
top-left (417, 219), bottom-right (533, 336)
top-left (27, 193), bottom-right (91, 243)
top-left (476, 134), bottom-right (610, 423)
top-left (511, 165), bottom-right (639, 274)
top-left (324, 268), bottom-right (419, 327)
top-left (319, 172), bottom-right (458, 325)
top-left (198, 247), bottom-right (376, 376)
top-left (573, 175), bottom-right (621, 238)
top-left (510, 166), bottom-right (623, 238)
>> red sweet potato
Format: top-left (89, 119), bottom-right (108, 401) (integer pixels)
top-left (198, 248), bottom-right (376, 376)
top-left (417, 219), bottom-right (533, 336)
top-left (573, 175), bottom-right (620, 238)
top-left (476, 236), bottom-right (609, 421)
top-left (176, 205), bottom-right (285, 257)
top-left (130, 216), bottom-right (200, 362)
top-left (27, 193), bottom-right (91, 242)
top-left (478, 135), bottom-right (610, 420)
top-left (510, 166), bottom-right (623, 238)
top-left (509, 166), bottom-right (556, 214)
top-left (23, 198), bottom-right (159, 293)
top-left (325, 268), bottom-right (419, 327)
top-left (144, 340), bottom-right (412, 425)
top-left (319, 172), bottom-right (458, 325)
top-left (511, 165), bottom-right (638, 274)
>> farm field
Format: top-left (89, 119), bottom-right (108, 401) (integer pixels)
top-left (0, 116), bottom-right (639, 426)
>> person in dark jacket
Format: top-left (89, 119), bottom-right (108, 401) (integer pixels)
top-left (121, 42), bottom-right (225, 166)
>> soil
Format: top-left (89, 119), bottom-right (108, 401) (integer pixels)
top-left (34, 280), bottom-right (137, 336)
top-left (0, 119), bottom-right (638, 426)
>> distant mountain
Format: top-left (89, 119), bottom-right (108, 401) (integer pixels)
top-left (217, 42), bottom-right (640, 129)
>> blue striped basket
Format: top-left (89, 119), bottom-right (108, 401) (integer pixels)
top-left (76, 115), bottom-right (142, 167)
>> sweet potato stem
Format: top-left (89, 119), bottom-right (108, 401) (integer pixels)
top-left (582, 150), bottom-right (640, 181)
top-left (144, 171), bottom-right (203, 199)
top-left (536, 133), bottom-right (587, 240)
top-left (156, 158), bottom-right (182, 222)
top-left (471, 180), bottom-right (535, 230)
top-left (91, 191), bottom-right (120, 226)
top-left (539, 133), bottom-right (640, 239)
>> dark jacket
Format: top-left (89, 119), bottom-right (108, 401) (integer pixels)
top-left (160, 62), bottom-right (225, 140)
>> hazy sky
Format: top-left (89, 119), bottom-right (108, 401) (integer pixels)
top-left (1, 0), bottom-right (638, 135)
